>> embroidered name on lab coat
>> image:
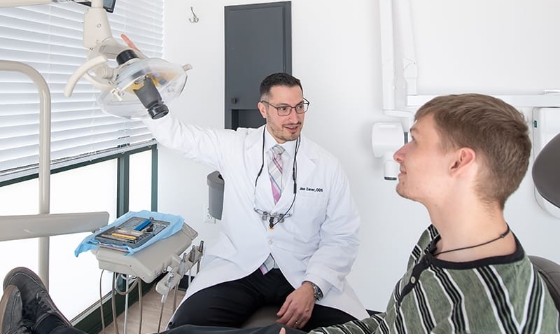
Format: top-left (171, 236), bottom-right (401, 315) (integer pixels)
top-left (299, 186), bottom-right (324, 193)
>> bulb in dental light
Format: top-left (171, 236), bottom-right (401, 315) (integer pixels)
top-left (133, 75), bottom-right (169, 119)
top-left (97, 50), bottom-right (188, 119)
top-left (114, 49), bottom-right (168, 118)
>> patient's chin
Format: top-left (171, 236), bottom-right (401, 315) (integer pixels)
top-left (396, 184), bottom-right (411, 200)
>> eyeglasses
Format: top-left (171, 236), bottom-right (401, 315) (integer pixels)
top-left (260, 98), bottom-right (310, 116)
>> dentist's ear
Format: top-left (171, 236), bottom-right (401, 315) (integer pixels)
top-left (257, 101), bottom-right (267, 118)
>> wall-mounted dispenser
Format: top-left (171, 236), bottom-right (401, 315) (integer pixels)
top-left (207, 171), bottom-right (224, 220)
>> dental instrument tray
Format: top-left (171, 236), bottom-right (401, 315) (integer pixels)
top-left (95, 217), bottom-right (169, 250)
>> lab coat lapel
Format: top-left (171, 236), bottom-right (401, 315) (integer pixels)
top-left (247, 126), bottom-right (276, 209)
top-left (245, 126), bottom-right (265, 176)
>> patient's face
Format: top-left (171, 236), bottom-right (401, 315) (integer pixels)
top-left (393, 114), bottom-right (452, 204)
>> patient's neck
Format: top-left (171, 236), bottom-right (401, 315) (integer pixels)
top-left (433, 219), bottom-right (514, 262)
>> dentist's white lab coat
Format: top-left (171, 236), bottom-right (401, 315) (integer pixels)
top-left (144, 115), bottom-right (368, 320)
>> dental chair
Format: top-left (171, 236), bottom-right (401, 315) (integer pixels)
top-left (242, 306), bottom-right (279, 328)
top-left (530, 132), bottom-right (560, 312)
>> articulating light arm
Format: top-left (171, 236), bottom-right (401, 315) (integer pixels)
top-left (65, 0), bottom-right (130, 96)
top-left (1, 0), bottom-right (191, 119)
top-left (68, 0), bottom-right (191, 119)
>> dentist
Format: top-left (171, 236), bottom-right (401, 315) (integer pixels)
top-left (140, 72), bottom-right (367, 330)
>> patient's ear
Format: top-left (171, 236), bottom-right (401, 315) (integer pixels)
top-left (450, 147), bottom-right (476, 172)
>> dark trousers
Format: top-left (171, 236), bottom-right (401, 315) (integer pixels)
top-left (165, 324), bottom-right (305, 334)
top-left (49, 270), bottom-right (353, 334)
top-left (53, 323), bottom-right (303, 334)
top-left (168, 268), bottom-right (355, 332)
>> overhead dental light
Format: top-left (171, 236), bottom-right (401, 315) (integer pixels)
top-left (2, 0), bottom-right (190, 119)
top-left (65, 0), bottom-right (191, 119)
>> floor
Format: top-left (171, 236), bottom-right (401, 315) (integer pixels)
top-left (98, 287), bottom-right (185, 334)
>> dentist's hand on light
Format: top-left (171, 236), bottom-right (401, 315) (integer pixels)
top-left (121, 34), bottom-right (139, 51)
top-left (74, 27), bottom-right (191, 120)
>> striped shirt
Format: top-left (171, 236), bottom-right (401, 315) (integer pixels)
top-left (311, 225), bottom-right (559, 334)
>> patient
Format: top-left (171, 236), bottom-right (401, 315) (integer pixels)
top-left (2, 93), bottom-right (559, 334)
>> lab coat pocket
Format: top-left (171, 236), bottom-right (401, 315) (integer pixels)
top-left (285, 191), bottom-right (327, 243)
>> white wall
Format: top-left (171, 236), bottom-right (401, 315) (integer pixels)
top-left (159, 0), bottom-right (560, 311)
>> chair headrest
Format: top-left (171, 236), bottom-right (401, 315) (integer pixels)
top-left (532, 133), bottom-right (560, 209)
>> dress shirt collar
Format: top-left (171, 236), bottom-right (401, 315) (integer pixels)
top-left (263, 126), bottom-right (298, 158)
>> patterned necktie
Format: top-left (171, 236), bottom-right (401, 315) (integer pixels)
top-left (259, 145), bottom-right (285, 275)
top-left (268, 145), bottom-right (285, 204)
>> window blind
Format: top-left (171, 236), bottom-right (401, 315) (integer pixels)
top-left (0, 0), bottom-right (163, 182)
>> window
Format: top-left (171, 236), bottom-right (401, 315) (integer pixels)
top-left (0, 0), bottom-right (163, 320)
top-left (0, 0), bottom-right (164, 183)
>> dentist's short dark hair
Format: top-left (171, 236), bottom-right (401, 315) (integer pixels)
top-left (260, 73), bottom-right (303, 100)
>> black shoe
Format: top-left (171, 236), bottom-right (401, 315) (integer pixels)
top-left (3, 267), bottom-right (72, 331)
top-left (0, 285), bottom-right (30, 334)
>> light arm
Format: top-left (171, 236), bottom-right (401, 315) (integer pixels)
top-left (64, 0), bottom-right (132, 96)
